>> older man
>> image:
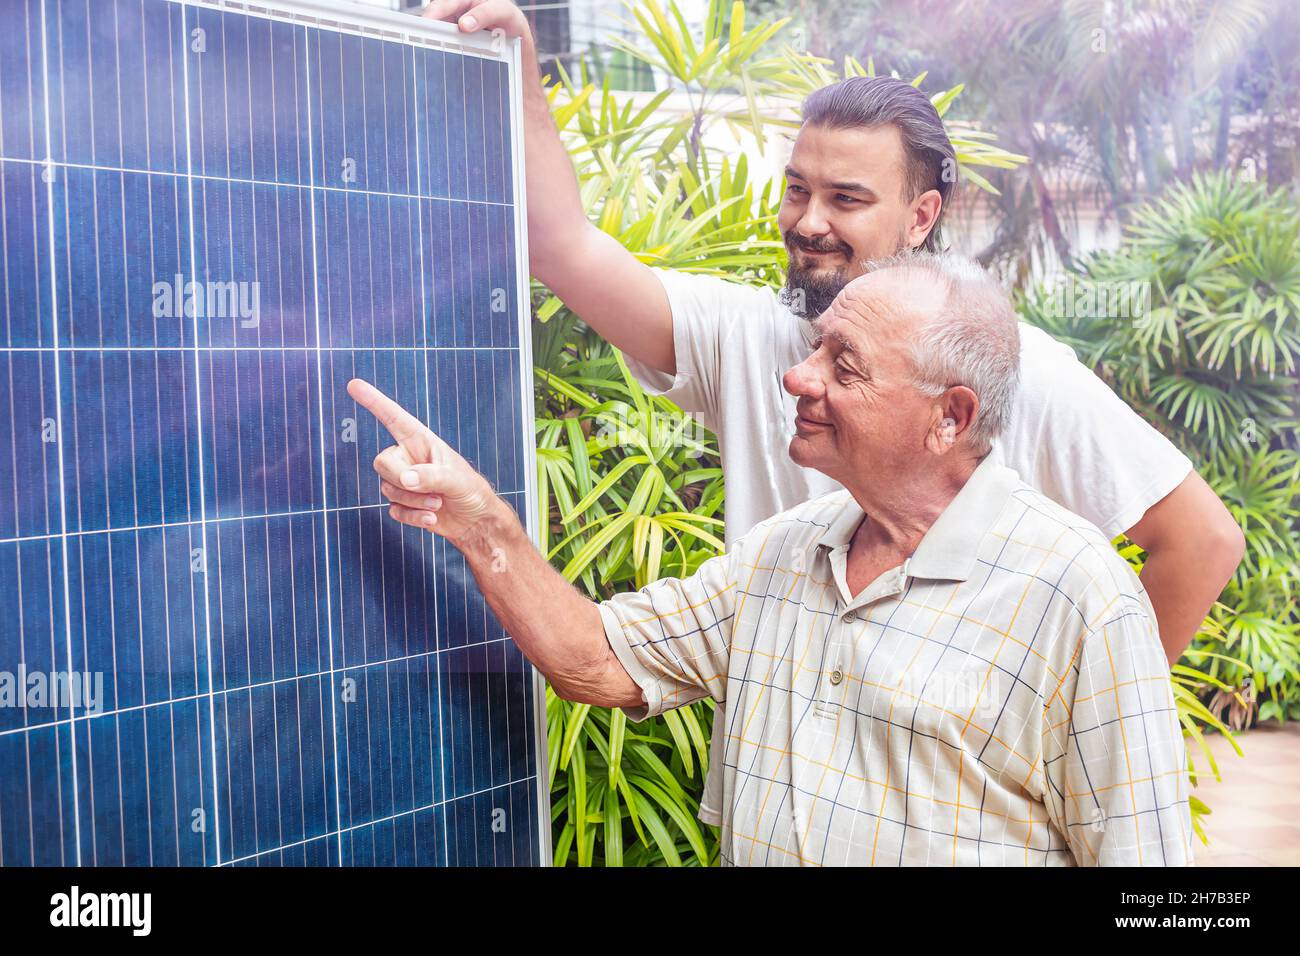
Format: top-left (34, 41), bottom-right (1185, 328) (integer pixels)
top-left (349, 251), bottom-right (1192, 867)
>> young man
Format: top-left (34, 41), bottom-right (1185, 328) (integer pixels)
top-left (350, 254), bottom-right (1193, 865)
top-left (413, 0), bottom-right (1243, 828)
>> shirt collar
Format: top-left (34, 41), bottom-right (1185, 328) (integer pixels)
top-left (813, 456), bottom-right (1020, 583)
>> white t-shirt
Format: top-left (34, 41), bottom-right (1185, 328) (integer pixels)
top-left (624, 268), bottom-right (1193, 826)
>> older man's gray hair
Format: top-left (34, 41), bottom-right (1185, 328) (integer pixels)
top-left (863, 249), bottom-right (1021, 455)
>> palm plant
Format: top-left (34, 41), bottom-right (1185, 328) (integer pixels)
top-left (1207, 557), bottom-right (1300, 725)
top-left (536, 346), bottom-right (724, 866)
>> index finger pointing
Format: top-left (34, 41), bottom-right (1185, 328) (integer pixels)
top-left (347, 378), bottom-right (427, 450)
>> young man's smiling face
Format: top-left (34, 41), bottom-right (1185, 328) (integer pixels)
top-left (778, 123), bottom-right (942, 318)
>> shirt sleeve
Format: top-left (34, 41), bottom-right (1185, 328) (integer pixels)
top-left (597, 547), bottom-right (739, 722)
top-left (1041, 599), bottom-right (1194, 867)
top-left (1018, 328), bottom-right (1194, 538)
top-left (622, 268), bottom-right (780, 421)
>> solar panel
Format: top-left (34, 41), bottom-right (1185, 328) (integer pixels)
top-left (0, 0), bottom-right (547, 867)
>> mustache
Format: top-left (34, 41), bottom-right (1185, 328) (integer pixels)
top-left (784, 231), bottom-right (853, 256)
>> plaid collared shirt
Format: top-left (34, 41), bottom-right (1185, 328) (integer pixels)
top-left (598, 458), bottom-right (1194, 866)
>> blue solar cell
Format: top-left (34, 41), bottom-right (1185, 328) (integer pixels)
top-left (0, 1), bottom-right (48, 163)
top-left (0, 720), bottom-right (77, 865)
top-left (190, 178), bottom-right (317, 348)
top-left (0, 352), bottom-right (62, 537)
top-left (188, 7), bottom-right (313, 184)
top-left (0, 162), bottom-right (53, 348)
top-left (0, 0), bottom-right (544, 867)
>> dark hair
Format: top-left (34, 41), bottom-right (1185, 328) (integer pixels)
top-left (800, 76), bottom-right (957, 253)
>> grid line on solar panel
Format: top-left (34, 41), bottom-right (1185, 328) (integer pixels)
top-left (0, 0), bottom-right (540, 867)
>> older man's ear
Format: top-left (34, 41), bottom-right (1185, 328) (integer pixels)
top-left (923, 387), bottom-right (979, 455)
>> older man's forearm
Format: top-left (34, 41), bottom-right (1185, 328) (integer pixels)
top-left (448, 499), bottom-right (645, 710)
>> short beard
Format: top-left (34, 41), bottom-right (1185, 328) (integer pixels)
top-left (780, 262), bottom-right (849, 320)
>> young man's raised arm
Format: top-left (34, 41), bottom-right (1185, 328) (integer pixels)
top-left (423, 0), bottom-right (677, 375)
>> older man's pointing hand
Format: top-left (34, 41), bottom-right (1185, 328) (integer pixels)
top-left (345, 376), bottom-right (645, 713)
top-left (345, 378), bottom-right (496, 543)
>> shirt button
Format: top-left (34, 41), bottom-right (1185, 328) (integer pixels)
top-left (829, 669), bottom-right (843, 686)
top-left (842, 611), bottom-right (857, 623)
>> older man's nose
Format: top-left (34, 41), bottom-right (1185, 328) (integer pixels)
top-left (783, 359), bottom-right (824, 400)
